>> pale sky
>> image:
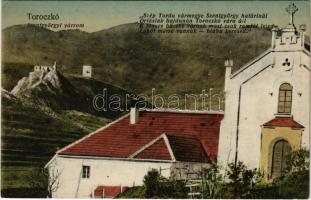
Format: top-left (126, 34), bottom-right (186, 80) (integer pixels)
top-left (2, 1), bottom-right (310, 33)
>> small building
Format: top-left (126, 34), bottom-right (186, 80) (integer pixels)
top-left (82, 65), bottom-right (92, 78)
top-left (46, 109), bottom-right (223, 198)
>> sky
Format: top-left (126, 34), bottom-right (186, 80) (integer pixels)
top-left (2, 1), bottom-right (310, 33)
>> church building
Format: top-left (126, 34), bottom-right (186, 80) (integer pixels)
top-left (217, 3), bottom-right (310, 179)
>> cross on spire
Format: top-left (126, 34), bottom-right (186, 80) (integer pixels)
top-left (286, 3), bottom-right (298, 25)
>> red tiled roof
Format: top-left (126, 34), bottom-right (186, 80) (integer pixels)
top-left (94, 185), bottom-right (129, 198)
top-left (59, 110), bottom-right (223, 162)
top-left (263, 117), bottom-right (304, 128)
top-left (134, 137), bottom-right (172, 160)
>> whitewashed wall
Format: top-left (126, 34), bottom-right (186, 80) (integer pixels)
top-left (218, 49), bottom-right (310, 170)
top-left (49, 156), bottom-right (172, 198)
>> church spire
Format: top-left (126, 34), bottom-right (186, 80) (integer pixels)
top-left (286, 3), bottom-right (298, 25)
top-left (270, 3), bottom-right (305, 50)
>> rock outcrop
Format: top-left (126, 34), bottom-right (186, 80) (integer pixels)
top-left (2, 88), bottom-right (18, 102)
top-left (11, 69), bottom-right (79, 110)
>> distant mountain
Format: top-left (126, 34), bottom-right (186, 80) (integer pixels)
top-left (2, 23), bottom-right (272, 99)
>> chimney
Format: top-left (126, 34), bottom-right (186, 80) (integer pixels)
top-left (130, 107), bottom-right (139, 124)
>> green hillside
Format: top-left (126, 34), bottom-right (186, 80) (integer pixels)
top-left (2, 23), bottom-right (272, 97)
top-left (1, 96), bottom-right (109, 197)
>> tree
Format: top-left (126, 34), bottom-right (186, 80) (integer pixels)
top-left (25, 168), bottom-right (49, 197)
top-left (143, 169), bottom-right (161, 198)
top-left (286, 147), bottom-right (309, 172)
top-left (143, 169), bottom-right (187, 198)
top-left (272, 148), bottom-right (310, 198)
top-left (46, 161), bottom-right (62, 197)
top-left (225, 161), bottom-right (262, 198)
top-left (24, 161), bottom-right (62, 198)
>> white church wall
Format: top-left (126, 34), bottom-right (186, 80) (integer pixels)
top-left (50, 156), bottom-right (172, 198)
top-left (218, 52), bottom-right (275, 168)
top-left (217, 87), bottom-right (240, 167)
top-left (218, 50), bottom-right (310, 169)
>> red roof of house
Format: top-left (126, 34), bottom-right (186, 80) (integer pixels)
top-left (59, 110), bottom-right (223, 162)
top-left (94, 185), bottom-right (129, 198)
top-left (263, 117), bottom-right (304, 128)
top-left (134, 137), bottom-right (172, 160)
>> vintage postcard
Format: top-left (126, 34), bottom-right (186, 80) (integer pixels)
top-left (1, 0), bottom-right (310, 198)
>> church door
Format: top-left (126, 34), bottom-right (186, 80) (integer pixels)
top-left (271, 140), bottom-right (292, 178)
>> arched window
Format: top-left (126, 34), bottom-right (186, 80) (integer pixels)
top-left (278, 83), bottom-right (292, 114)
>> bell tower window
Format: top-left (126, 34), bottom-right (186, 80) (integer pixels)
top-left (278, 83), bottom-right (292, 114)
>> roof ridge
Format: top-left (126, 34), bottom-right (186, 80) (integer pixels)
top-left (230, 49), bottom-right (272, 78)
top-left (142, 108), bottom-right (224, 115)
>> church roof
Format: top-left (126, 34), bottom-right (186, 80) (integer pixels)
top-left (58, 110), bottom-right (223, 163)
top-left (262, 116), bottom-right (304, 128)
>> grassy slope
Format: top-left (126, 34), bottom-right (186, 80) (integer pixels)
top-left (1, 97), bottom-right (110, 191)
top-left (2, 101), bottom-right (74, 187)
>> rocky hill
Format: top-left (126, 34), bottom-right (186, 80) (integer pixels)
top-left (11, 67), bottom-right (79, 110)
top-left (3, 62), bottom-right (141, 118)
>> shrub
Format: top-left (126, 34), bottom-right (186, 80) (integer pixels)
top-left (143, 169), bottom-right (187, 198)
top-left (272, 148), bottom-right (310, 198)
top-left (201, 163), bottom-right (224, 198)
top-left (273, 170), bottom-right (309, 198)
top-left (286, 147), bottom-right (309, 172)
top-left (225, 161), bottom-right (262, 198)
top-left (117, 186), bottom-right (145, 198)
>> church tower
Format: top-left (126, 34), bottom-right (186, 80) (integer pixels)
top-left (271, 3), bottom-right (306, 51)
